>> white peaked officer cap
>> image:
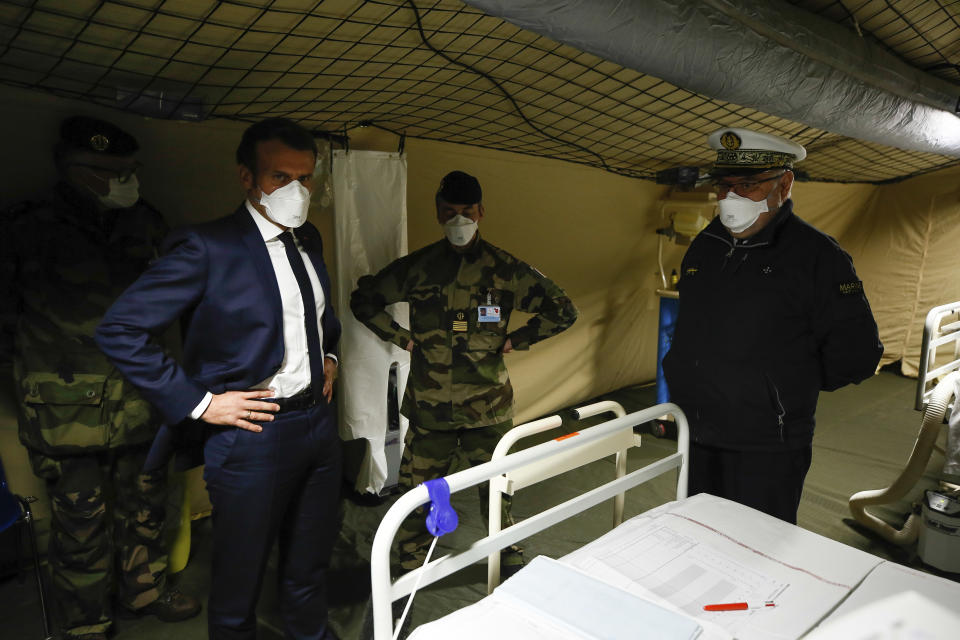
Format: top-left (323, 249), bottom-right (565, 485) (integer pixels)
top-left (708, 127), bottom-right (806, 177)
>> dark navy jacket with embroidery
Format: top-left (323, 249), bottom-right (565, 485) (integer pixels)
top-left (662, 199), bottom-right (883, 450)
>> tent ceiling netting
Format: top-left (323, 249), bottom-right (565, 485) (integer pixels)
top-left (1, 0), bottom-right (958, 184)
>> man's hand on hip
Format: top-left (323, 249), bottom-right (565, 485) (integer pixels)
top-left (323, 356), bottom-right (338, 402)
top-left (201, 390), bottom-right (279, 432)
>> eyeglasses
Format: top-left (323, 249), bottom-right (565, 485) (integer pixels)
top-left (710, 172), bottom-right (784, 197)
top-left (70, 162), bottom-right (141, 184)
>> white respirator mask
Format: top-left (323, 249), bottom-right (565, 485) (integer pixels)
top-left (97, 174), bottom-right (140, 209)
top-left (443, 214), bottom-right (478, 247)
top-left (717, 191), bottom-right (769, 234)
top-left (258, 180), bottom-right (311, 229)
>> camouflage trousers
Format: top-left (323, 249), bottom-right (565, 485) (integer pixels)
top-left (28, 445), bottom-right (169, 638)
top-left (396, 420), bottom-right (514, 571)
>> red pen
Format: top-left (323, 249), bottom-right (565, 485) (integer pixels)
top-left (703, 601), bottom-right (776, 612)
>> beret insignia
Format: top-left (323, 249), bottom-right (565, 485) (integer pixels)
top-left (89, 133), bottom-right (110, 152)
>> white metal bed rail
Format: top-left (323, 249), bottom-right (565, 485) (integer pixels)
top-left (916, 300), bottom-right (960, 412)
top-left (486, 400), bottom-right (632, 591)
top-left (369, 402), bottom-right (689, 640)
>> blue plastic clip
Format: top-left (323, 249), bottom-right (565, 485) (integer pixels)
top-left (423, 478), bottom-right (458, 536)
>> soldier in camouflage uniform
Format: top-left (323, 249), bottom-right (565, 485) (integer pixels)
top-left (351, 171), bottom-right (577, 572)
top-left (0, 117), bottom-right (200, 640)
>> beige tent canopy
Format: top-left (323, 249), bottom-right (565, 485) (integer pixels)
top-left (1, 0), bottom-right (958, 182)
top-left (0, 0), bottom-right (959, 423)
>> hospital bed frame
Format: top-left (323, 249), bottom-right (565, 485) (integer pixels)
top-left (369, 402), bottom-right (689, 640)
top-left (915, 300), bottom-right (960, 413)
top-left (486, 400), bottom-right (635, 591)
top-left (848, 299), bottom-right (960, 544)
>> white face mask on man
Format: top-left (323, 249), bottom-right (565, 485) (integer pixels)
top-left (259, 180), bottom-right (311, 229)
top-left (96, 174), bottom-right (141, 209)
top-left (717, 191), bottom-right (769, 234)
top-left (443, 214), bottom-right (478, 246)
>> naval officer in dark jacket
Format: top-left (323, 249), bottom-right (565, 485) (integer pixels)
top-left (662, 127), bottom-right (883, 524)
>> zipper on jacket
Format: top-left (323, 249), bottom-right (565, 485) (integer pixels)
top-left (767, 377), bottom-right (787, 442)
top-left (732, 252), bottom-right (749, 273)
top-left (703, 231), bottom-right (736, 272)
top-left (721, 245), bottom-right (735, 271)
top-left (694, 359), bottom-right (700, 422)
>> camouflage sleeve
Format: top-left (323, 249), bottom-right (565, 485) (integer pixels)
top-left (350, 256), bottom-right (413, 349)
top-left (0, 204), bottom-right (28, 368)
top-left (0, 221), bottom-right (16, 368)
top-left (506, 262), bottom-right (578, 351)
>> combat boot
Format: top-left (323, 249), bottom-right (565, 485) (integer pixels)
top-left (121, 587), bottom-right (201, 622)
top-left (500, 544), bottom-right (524, 578)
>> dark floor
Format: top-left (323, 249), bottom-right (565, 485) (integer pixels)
top-left (2, 369), bottom-right (958, 639)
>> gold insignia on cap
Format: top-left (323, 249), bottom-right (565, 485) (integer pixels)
top-left (720, 131), bottom-right (741, 150)
top-left (90, 134), bottom-right (110, 152)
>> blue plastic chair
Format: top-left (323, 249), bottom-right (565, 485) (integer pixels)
top-left (0, 457), bottom-right (53, 639)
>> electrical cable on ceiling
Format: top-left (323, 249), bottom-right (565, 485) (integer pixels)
top-left (404, 0), bottom-right (609, 171)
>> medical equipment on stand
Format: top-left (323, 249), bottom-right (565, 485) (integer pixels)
top-left (653, 192), bottom-right (712, 435)
top-left (918, 489), bottom-right (960, 573)
top-left (848, 301), bottom-right (960, 552)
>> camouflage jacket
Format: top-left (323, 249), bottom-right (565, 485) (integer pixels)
top-left (0, 183), bottom-right (168, 454)
top-left (351, 236), bottom-right (577, 431)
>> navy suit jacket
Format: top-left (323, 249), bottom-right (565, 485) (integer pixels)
top-left (96, 205), bottom-right (340, 468)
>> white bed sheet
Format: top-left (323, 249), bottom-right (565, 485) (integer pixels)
top-left (815, 559), bottom-right (960, 627)
top-left (409, 494), bottom-right (885, 640)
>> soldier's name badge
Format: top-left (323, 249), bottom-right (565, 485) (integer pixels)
top-left (478, 306), bottom-right (501, 322)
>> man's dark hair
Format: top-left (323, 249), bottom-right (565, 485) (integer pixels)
top-left (236, 118), bottom-right (318, 174)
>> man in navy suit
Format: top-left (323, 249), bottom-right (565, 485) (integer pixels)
top-left (96, 118), bottom-right (342, 640)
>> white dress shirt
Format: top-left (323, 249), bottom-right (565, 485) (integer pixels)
top-left (189, 201), bottom-right (334, 419)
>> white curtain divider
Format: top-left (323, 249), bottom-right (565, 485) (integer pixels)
top-left (333, 150), bottom-right (409, 494)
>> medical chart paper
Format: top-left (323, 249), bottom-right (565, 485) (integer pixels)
top-left (563, 494), bottom-right (882, 640)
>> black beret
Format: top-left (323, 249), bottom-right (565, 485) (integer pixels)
top-left (60, 116), bottom-right (139, 156)
top-left (437, 170), bottom-right (482, 205)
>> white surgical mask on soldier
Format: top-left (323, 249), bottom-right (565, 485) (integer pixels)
top-left (717, 191), bottom-right (768, 234)
top-left (98, 174), bottom-right (140, 209)
top-left (259, 180), bottom-right (311, 228)
top-left (443, 215), bottom-right (477, 246)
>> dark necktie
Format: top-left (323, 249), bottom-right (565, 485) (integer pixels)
top-left (278, 231), bottom-right (324, 401)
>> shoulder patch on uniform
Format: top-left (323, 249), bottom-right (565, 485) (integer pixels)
top-left (838, 280), bottom-right (864, 296)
